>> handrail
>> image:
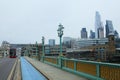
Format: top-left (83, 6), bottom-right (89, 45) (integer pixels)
top-left (43, 56), bottom-right (120, 80)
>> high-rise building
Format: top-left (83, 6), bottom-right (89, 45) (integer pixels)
top-left (81, 28), bottom-right (88, 39)
top-left (98, 22), bottom-right (104, 38)
top-left (105, 20), bottom-right (114, 38)
top-left (49, 39), bottom-right (55, 46)
top-left (89, 30), bottom-right (95, 39)
top-left (114, 30), bottom-right (119, 38)
top-left (95, 11), bottom-right (104, 38)
top-left (63, 37), bottom-right (72, 48)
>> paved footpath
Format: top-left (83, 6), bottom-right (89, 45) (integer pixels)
top-left (25, 57), bottom-right (88, 80)
top-left (21, 57), bottom-right (47, 80)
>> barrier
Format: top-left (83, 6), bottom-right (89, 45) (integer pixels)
top-left (43, 56), bottom-right (120, 80)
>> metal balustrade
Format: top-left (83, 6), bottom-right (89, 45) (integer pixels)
top-left (43, 56), bottom-right (120, 80)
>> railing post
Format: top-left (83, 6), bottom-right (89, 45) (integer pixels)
top-left (96, 64), bottom-right (100, 78)
top-left (74, 61), bottom-right (77, 71)
top-left (58, 56), bottom-right (62, 68)
top-left (57, 58), bottom-right (59, 65)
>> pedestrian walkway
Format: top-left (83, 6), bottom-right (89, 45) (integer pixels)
top-left (25, 57), bottom-right (88, 80)
top-left (21, 57), bottom-right (47, 80)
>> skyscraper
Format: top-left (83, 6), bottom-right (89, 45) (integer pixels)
top-left (98, 22), bottom-right (104, 38)
top-left (114, 30), bottom-right (119, 38)
top-left (81, 28), bottom-right (88, 39)
top-left (49, 39), bottom-right (55, 46)
top-left (89, 30), bottom-right (95, 39)
top-left (105, 20), bottom-right (114, 38)
top-left (95, 11), bottom-right (104, 38)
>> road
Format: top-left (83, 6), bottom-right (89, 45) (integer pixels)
top-left (0, 57), bottom-right (16, 80)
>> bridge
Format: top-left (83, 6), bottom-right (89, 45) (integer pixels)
top-left (0, 56), bottom-right (120, 80)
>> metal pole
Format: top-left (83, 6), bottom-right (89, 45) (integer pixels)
top-left (60, 36), bottom-right (62, 56)
top-left (42, 37), bottom-right (44, 56)
top-left (35, 42), bottom-right (38, 59)
top-left (57, 23), bottom-right (64, 68)
top-left (59, 36), bottom-right (62, 68)
top-left (41, 36), bottom-right (44, 62)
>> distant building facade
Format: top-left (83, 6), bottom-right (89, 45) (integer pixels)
top-left (105, 20), bottom-right (114, 38)
top-left (98, 23), bottom-right (104, 38)
top-left (95, 11), bottom-right (102, 38)
top-left (81, 28), bottom-right (88, 39)
top-left (49, 45), bottom-right (66, 55)
top-left (63, 37), bottom-right (72, 48)
top-left (80, 34), bottom-right (116, 61)
top-left (21, 43), bottom-right (42, 59)
top-left (114, 30), bottom-right (119, 38)
top-left (75, 38), bottom-right (108, 48)
top-left (89, 30), bottom-right (95, 39)
top-left (45, 45), bottom-right (50, 54)
top-left (0, 41), bottom-right (10, 57)
top-left (49, 39), bottom-right (55, 46)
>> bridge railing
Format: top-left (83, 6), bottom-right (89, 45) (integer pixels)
top-left (43, 56), bottom-right (120, 80)
top-left (44, 56), bottom-right (59, 67)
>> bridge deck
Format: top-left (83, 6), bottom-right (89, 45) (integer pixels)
top-left (0, 57), bottom-right (16, 80)
top-left (25, 57), bottom-right (87, 80)
top-left (21, 57), bottom-right (47, 80)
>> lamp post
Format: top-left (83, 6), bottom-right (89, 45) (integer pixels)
top-left (57, 23), bottom-right (64, 57)
top-left (35, 41), bottom-right (38, 59)
top-left (27, 44), bottom-right (30, 57)
top-left (57, 23), bottom-right (64, 68)
top-left (41, 36), bottom-right (45, 62)
top-left (29, 44), bottom-right (32, 57)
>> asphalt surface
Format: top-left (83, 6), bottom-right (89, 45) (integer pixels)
top-left (0, 57), bottom-right (16, 80)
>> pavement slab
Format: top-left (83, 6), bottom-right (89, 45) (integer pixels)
top-left (25, 57), bottom-right (88, 80)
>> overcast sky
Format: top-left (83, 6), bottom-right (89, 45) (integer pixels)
top-left (0, 0), bottom-right (120, 44)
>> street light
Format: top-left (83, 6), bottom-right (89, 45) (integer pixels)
top-left (29, 44), bottom-right (33, 57)
top-left (57, 23), bottom-right (64, 57)
top-left (35, 41), bottom-right (38, 59)
top-left (28, 44), bottom-right (31, 57)
top-left (41, 36), bottom-right (45, 62)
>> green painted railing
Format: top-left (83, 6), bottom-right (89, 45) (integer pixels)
top-left (43, 56), bottom-right (120, 80)
top-left (44, 56), bottom-right (59, 67)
